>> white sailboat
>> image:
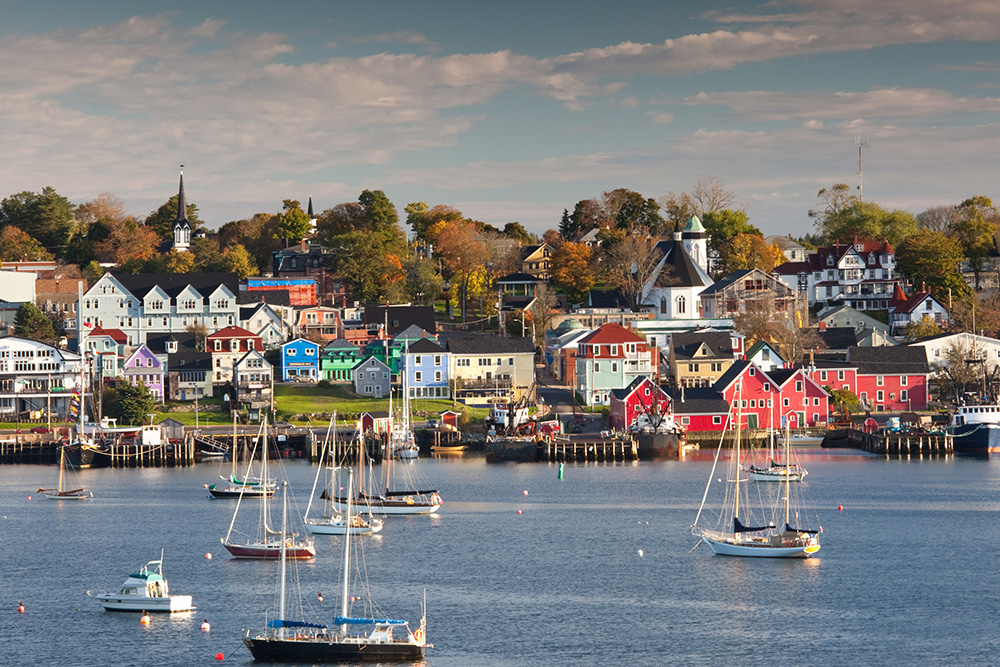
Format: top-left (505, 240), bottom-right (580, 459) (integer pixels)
top-left (208, 416), bottom-right (276, 499)
top-left (243, 471), bottom-right (427, 662)
top-left (692, 382), bottom-right (821, 558)
top-left (747, 422), bottom-right (808, 482)
top-left (304, 416), bottom-right (384, 536)
top-left (391, 355), bottom-right (419, 460)
top-left (37, 445), bottom-right (93, 500)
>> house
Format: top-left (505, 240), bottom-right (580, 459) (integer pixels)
top-left (295, 306), bottom-right (342, 342)
top-left (766, 368), bottom-right (830, 427)
top-left (145, 331), bottom-right (213, 401)
top-left (238, 302), bottom-right (286, 350)
top-left (79, 271), bottom-right (239, 347)
top-left (243, 276), bottom-right (318, 307)
top-left (207, 326), bottom-right (264, 384)
top-left (401, 338), bottom-right (450, 399)
top-left (271, 237), bottom-right (350, 307)
top-left (497, 272), bottom-right (541, 298)
top-left (281, 338), bottom-right (320, 382)
top-left (321, 339), bottom-right (365, 383)
top-left (233, 349), bottom-right (272, 413)
top-left (520, 243), bottom-right (553, 280)
top-left (363, 304), bottom-right (436, 339)
top-left (546, 324), bottom-right (591, 387)
top-left (773, 240), bottom-right (900, 311)
top-left (574, 323), bottom-right (659, 406)
top-left (765, 235), bottom-right (808, 263)
top-left (82, 325), bottom-right (128, 378)
top-left (712, 360), bottom-right (781, 430)
top-left (888, 287), bottom-right (951, 336)
top-left (360, 411), bottom-right (391, 435)
top-left (906, 332), bottom-right (1000, 369)
top-left (847, 346), bottom-right (930, 411)
top-left (745, 340), bottom-right (785, 373)
top-left (352, 356), bottom-right (391, 398)
top-left (668, 331), bottom-right (735, 388)
top-left (667, 386), bottom-right (732, 432)
top-left (121, 344), bottom-right (166, 403)
top-left (699, 269), bottom-right (800, 320)
top-left (816, 326), bottom-right (859, 353)
top-left (609, 376), bottom-right (671, 432)
top-left (817, 304), bottom-right (894, 338)
top-left (0, 336), bottom-right (84, 422)
top-left (447, 335), bottom-right (535, 405)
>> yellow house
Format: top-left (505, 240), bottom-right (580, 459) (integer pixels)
top-left (521, 243), bottom-right (553, 280)
top-left (668, 331), bottom-right (735, 388)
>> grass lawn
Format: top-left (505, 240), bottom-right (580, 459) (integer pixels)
top-left (272, 385), bottom-right (490, 423)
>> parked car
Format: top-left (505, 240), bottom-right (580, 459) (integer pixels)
top-left (426, 419), bottom-right (440, 429)
top-left (29, 426), bottom-right (51, 434)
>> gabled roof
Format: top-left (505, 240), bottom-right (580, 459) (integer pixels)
top-left (648, 239), bottom-right (712, 290)
top-left (577, 322), bottom-right (644, 346)
top-left (610, 376), bottom-right (666, 402)
top-left (666, 387), bottom-right (730, 415)
top-left (235, 348), bottom-right (269, 366)
top-left (282, 337), bottom-right (319, 349)
top-left (670, 331), bottom-right (733, 360)
top-left (497, 272), bottom-right (540, 284)
top-left (393, 324), bottom-right (434, 343)
top-left (817, 327), bottom-right (859, 350)
top-left (892, 291), bottom-right (943, 314)
top-left (745, 339), bottom-right (784, 363)
top-left (352, 355), bottom-right (390, 372)
top-left (846, 346), bottom-right (929, 375)
top-left (146, 332), bottom-right (199, 354)
top-left (208, 325), bottom-right (258, 339)
top-left (323, 338), bottom-right (359, 351)
top-left (405, 337), bottom-right (446, 354)
top-left (87, 325), bottom-right (128, 344)
top-left (115, 272), bottom-right (239, 301)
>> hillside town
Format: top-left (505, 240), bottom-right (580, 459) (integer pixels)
top-left (2, 174), bottom-right (999, 441)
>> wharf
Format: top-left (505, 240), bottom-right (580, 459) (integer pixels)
top-left (823, 428), bottom-right (953, 455)
top-left (487, 435), bottom-right (638, 463)
top-left (0, 436), bottom-right (196, 467)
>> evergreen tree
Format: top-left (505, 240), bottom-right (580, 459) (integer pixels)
top-left (13, 302), bottom-right (56, 343)
top-left (106, 380), bottom-right (157, 425)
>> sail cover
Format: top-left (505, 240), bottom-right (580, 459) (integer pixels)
top-left (734, 517), bottom-right (775, 533)
top-left (384, 489), bottom-right (437, 497)
top-left (334, 616), bottom-right (407, 625)
top-left (783, 522), bottom-right (814, 535)
top-left (268, 619), bottom-right (327, 629)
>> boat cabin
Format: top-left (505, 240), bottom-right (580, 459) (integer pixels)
top-left (952, 404), bottom-right (1000, 427)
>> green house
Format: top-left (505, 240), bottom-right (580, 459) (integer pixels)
top-left (321, 339), bottom-right (365, 382)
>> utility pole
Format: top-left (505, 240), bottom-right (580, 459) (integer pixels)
top-left (856, 135), bottom-right (869, 202)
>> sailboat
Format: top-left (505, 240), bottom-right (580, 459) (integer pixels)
top-left (304, 417), bottom-right (384, 536)
top-left (391, 356), bottom-right (419, 460)
top-left (221, 417), bottom-right (315, 559)
top-left (692, 382), bottom-right (821, 558)
top-left (747, 422), bottom-right (807, 482)
top-left (37, 445), bottom-right (93, 500)
top-left (208, 418), bottom-right (276, 499)
top-left (243, 471), bottom-right (427, 662)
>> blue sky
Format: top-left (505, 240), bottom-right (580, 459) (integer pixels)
top-left (2, 0), bottom-right (1000, 238)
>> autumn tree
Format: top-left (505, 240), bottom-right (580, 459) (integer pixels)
top-left (700, 209), bottom-right (761, 257)
top-left (0, 187), bottom-right (76, 255)
top-left (733, 297), bottom-right (774, 348)
top-left (603, 235), bottom-right (662, 311)
top-left (222, 244), bottom-right (258, 280)
top-left (402, 254), bottom-right (444, 305)
top-left (769, 314), bottom-right (824, 365)
top-left (950, 291), bottom-right (1000, 338)
top-left (218, 213), bottom-right (280, 274)
top-left (94, 217), bottom-right (160, 271)
top-left (716, 233), bottom-right (784, 275)
top-left (569, 198), bottom-right (608, 237)
top-left (434, 220), bottom-right (489, 321)
top-left (404, 202), bottom-right (464, 243)
top-left (896, 229), bottom-right (968, 302)
top-left (0, 225), bottom-right (53, 261)
top-left (527, 283), bottom-right (559, 347)
top-left (902, 314), bottom-right (944, 342)
top-left (550, 242), bottom-right (594, 303)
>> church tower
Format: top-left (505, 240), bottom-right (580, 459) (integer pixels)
top-left (172, 170), bottom-right (191, 252)
top-left (682, 215), bottom-right (708, 274)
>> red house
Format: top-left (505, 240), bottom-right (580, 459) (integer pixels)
top-left (668, 386), bottom-right (731, 432)
top-left (713, 360), bottom-right (781, 430)
top-left (609, 376), bottom-right (672, 431)
top-left (766, 368), bottom-right (830, 427)
top-left (361, 411), bottom-right (391, 435)
top-left (847, 346), bottom-right (930, 411)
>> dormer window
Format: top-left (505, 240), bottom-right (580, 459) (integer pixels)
top-left (826, 255), bottom-right (833, 266)
top-left (868, 253), bottom-right (875, 264)
top-left (166, 341), bottom-right (178, 353)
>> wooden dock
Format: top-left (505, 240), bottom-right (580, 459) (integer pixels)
top-left (823, 428), bottom-right (953, 456)
top-left (540, 436), bottom-right (638, 463)
top-left (0, 436), bottom-right (197, 467)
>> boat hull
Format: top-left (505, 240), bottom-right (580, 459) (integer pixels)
top-left (747, 467), bottom-right (806, 482)
top-left (37, 489), bottom-right (92, 500)
top-left (702, 536), bottom-right (820, 558)
top-left (243, 636), bottom-right (424, 662)
top-left (208, 485), bottom-right (275, 499)
top-left (223, 543), bottom-right (316, 559)
top-left (332, 497), bottom-right (440, 516)
top-left (96, 594), bottom-right (194, 612)
top-left (64, 445), bottom-right (112, 469)
top-left (949, 422), bottom-right (1000, 454)
top-left (304, 518), bottom-right (383, 535)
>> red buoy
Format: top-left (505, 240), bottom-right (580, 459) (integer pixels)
top-left (17, 601), bottom-right (24, 613)
top-left (838, 505), bottom-right (843, 511)
top-left (516, 510), bottom-right (522, 515)
top-left (215, 652), bottom-right (225, 661)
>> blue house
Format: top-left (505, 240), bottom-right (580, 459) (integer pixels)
top-left (281, 338), bottom-right (320, 382)
top-left (400, 338), bottom-right (451, 399)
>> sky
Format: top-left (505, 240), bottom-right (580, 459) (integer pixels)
top-left (2, 0), bottom-right (1000, 238)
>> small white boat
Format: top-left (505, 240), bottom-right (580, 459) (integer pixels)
top-left (95, 557), bottom-right (194, 612)
top-left (37, 446), bottom-right (92, 500)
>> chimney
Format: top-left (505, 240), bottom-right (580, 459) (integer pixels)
top-left (300, 239), bottom-right (307, 252)
top-left (819, 321), bottom-right (826, 331)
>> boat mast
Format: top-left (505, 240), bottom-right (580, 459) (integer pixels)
top-left (58, 446), bottom-right (65, 493)
top-left (734, 380), bottom-right (743, 523)
top-left (231, 412), bottom-right (238, 479)
top-left (784, 419), bottom-right (791, 528)
top-left (340, 467), bottom-right (353, 638)
top-left (279, 480), bottom-right (287, 640)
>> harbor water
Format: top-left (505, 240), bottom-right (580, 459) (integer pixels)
top-left (1, 449), bottom-right (998, 666)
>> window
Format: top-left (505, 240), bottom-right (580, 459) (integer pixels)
top-left (457, 358), bottom-right (470, 367)
top-left (305, 347), bottom-right (315, 356)
top-left (214, 340), bottom-right (222, 351)
top-left (901, 390), bottom-right (908, 401)
top-left (414, 356), bottom-right (422, 365)
top-left (876, 376), bottom-right (884, 386)
top-left (820, 371), bottom-right (828, 381)
top-left (783, 398), bottom-right (790, 407)
top-left (434, 371), bottom-right (442, 382)
top-left (901, 376), bottom-right (907, 386)
top-left (762, 349), bottom-right (770, 361)
top-left (712, 416), bottom-right (721, 425)
top-left (287, 348), bottom-right (296, 356)
top-left (749, 367), bottom-right (755, 376)
top-left (434, 355), bottom-right (442, 366)
top-left (478, 358), bottom-right (492, 366)
top-left (813, 398), bottom-right (820, 406)
top-left (876, 390), bottom-right (884, 402)
top-left (795, 381), bottom-right (803, 392)
top-left (611, 362), bottom-right (618, 373)
top-left (415, 371), bottom-right (422, 383)
top-left (594, 362), bottom-right (601, 372)
top-left (230, 340), bottom-right (239, 352)
top-left (508, 357), bottom-right (514, 366)
top-left (763, 383), bottom-right (770, 392)
top-left (660, 297), bottom-right (667, 314)
top-left (611, 345), bottom-right (618, 356)
top-left (749, 399), bottom-right (756, 408)
top-left (838, 371), bottom-right (845, 381)
top-left (677, 295), bottom-right (686, 314)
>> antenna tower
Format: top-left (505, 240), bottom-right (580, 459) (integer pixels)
top-left (855, 135), bottom-right (868, 202)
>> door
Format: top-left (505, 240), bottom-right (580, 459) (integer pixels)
top-left (747, 413), bottom-right (758, 429)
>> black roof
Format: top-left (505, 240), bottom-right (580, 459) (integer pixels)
top-left (766, 368), bottom-right (797, 386)
top-left (363, 304), bottom-right (436, 336)
top-left (698, 270), bottom-right (753, 296)
top-left (446, 335), bottom-right (534, 354)
top-left (237, 290), bottom-right (292, 307)
top-left (817, 327), bottom-right (858, 350)
top-left (712, 358), bottom-right (751, 392)
top-left (649, 239), bottom-right (712, 290)
top-left (497, 272), bottom-right (540, 283)
top-left (406, 337), bottom-right (446, 353)
top-left (666, 387), bottom-right (730, 414)
top-left (146, 332), bottom-right (199, 354)
top-left (587, 288), bottom-right (629, 309)
top-left (669, 331), bottom-right (733, 360)
top-left (846, 346), bottom-right (930, 375)
top-left (166, 351), bottom-right (212, 370)
top-left (115, 272), bottom-right (239, 300)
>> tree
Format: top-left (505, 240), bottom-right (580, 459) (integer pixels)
top-left (189, 235), bottom-right (225, 273)
top-left (933, 340), bottom-right (989, 403)
top-left (769, 313), bottom-right (823, 364)
top-left (917, 206), bottom-right (957, 233)
top-left (0, 187), bottom-right (76, 255)
top-left (733, 297), bottom-right (774, 348)
top-left (661, 176), bottom-right (741, 224)
top-left (527, 284), bottom-right (559, 347)
top-left (13, 302), bottom-right (56, 343)
top-left (603, 235), bottom-right (662, 311)
top-left (106, 380), bottom-right (157, 425)
top-left (948, 196), bottom-right (1000, 291)
top-left (700, 209), bottom-right (760, 256)
top-left (550, 242), bottom-right (594, 303)
top-left (896, 229), bottom-right (969, 302)
top-left (275, 199), bottom-right (313, 246)
top-left (502, 222), bottom-right (534, 245)
top-left (824, 386), bottom-right (860, 414)
top-left (808, 183), bottom-right (858, 226)
top-left (144, 194), bottom-right (204, 242)
top-left (218, 213), bottom-right (280, 274)
top-left (558, 209), bottom-right (577, 241)
top-left (0, 225), bottom-right (53, 261)
top-left (902, 314), bottom-right (944, 343)
top-left (602, 188), bottom-right (665, 234)
top-left (162, 249), bottom-right (196, 274)
top-left (716, 233), bottom-right (784, 275)
top-left (222, 244), bottom-right (258, 279)
top-left (358, 189), bottom-right (398, 232)
top-left (404, 202), bottom-right (464, 242)
top-left (94, 217), bottom-right (160, 270)
top-left (950, 291), bottom-right (1000, 338)
top-left (434, 220), bottom-right (489, 321)
top-left (186, 323), bottom-right (208, 352)
top-left (569, 198), bottom-right (608, 236)
top-left (816, 201), bottom-right (919, 247)
top-left (402, 254), bottom-right (443, 305)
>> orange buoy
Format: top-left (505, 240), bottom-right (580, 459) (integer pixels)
top-left (17, 601), bottom-right (24, 613)
top-left (522, 489), bottom-right (528, 496)
top-left (203, 484), bottom-right (209, 489)
top-left (317, 592), bottom-right (324, 602)
top-left (205, 552), bottom-right (213, 560)
top-left (215, 652), bottom-right (225, 661)
top-left (141, 612), bottom-right (151, 624)
top-left (516, 510), bottom-right (522, 515)
top-left (201, 619), bottom-right (211, 631)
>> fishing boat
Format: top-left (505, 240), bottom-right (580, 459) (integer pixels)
top-left (692, 382), bottom-right (821, 558)
top-left (94, 555), bottom-right (194, 612)
top-left (37, 446), bottom-right (92, 500)
top-left (304, 418), bottom-right (384, 536)
top-left (221, 418), bottom-right (315, 559)
top-left (208, 418), bottom-right (276, 499)
top-left (747, 425), bottom-right (807, 482)
top-left (243, 472), bottom-right (427, 662)
top-left (949, 402), bottom-right (1000, 453)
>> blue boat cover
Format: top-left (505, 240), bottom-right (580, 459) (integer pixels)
top-left (334, 616), bottom-right (406, 625)
top-left (268, 619), bottom-right (327, 629)
top-left (734, 517), bottom-right (775, 533)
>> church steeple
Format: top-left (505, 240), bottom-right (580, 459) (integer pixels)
top-left (307, 196), bottom-right (314, 218)
top-left (172, 167), bottom-right (191, 252)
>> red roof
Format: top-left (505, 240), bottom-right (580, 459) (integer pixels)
top-left (88, 326), bottom-right (128, 344)
top-left (894, 291), bottom-right (940, 314)
top-left (577, 322), bottom-right (644, 345)
top-left (207, 325), bottom-right (258, 339)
